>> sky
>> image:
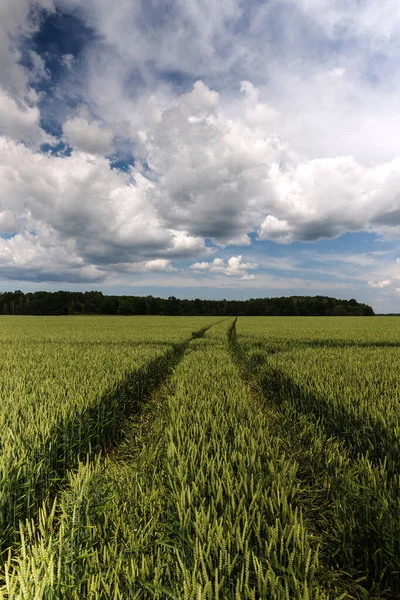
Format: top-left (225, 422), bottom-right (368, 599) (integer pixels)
top-left (1, 1), bottom-right (400, 311)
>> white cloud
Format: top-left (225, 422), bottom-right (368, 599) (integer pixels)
top-left (0, 133), bottom-right (220, 281)
top-left (256, 155), bottom-right (400, 243)
top-left (29, 50), bottom-right (49, 80)
top-left (240, 81), bottom-right (280, 128)
top-left (137, 82), bottom-right (400, 246)
top-left (0, 0), bottom-right (55, 99)
top-left (55, 0), bottom-right (400, 168)
top-left (191, 255), bottom-right (257, 279)
top-left (2, 1), bottom-right (400, 298)
top-left (61, 53), bottom-right (75, 70)
top-left (62, 117), bottom-right (114, 155)
top-left (108, 259), bottom-right (177, 274)
top-left (259, 215), bottom-right (293, 244)
top-left (190, 261), bottom-right (210, 271)
top-left (0, 137), bottom-right (168, 275)
top-left (368, 279), bottom-right (392, 288)
top-left (166, 231), bottom-right (212, 258)
top-left (4, 77), bottom-right (400, 284)
top-left (0, 228), bottom-right (106, 283)
top-left (60, 0), bottom-right (242, 91)
top-left (143, 259), bottom-right (177, 272)
top-left (0, 87), bottom-right (51, 146)
top-left (0, 0), bottom-right (56, 149)
top-left (293, 0), bottom-right (400, 42)
top-left (142, 81), bottom-right (281, 244)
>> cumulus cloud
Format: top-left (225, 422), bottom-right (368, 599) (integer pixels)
top-left (143, 259), bottom-right (176, 272)
top-left (138, 83), bottom-right (400, 246)
top-left (2, 1), bottom-right (400, 294)
top-left (0, 0), bottom-right (55, 98)
top-left (0, 137), bottom-right (180, 276)
top-left (104, 259), bottom-right (177, 275)
top-left (259, 216), bottom-right (293, 244)
top-left (55, 0), bottom-right (400, 167)
top-left (142, 81), bottom-right (281, 245)
top-left (166, 231), bottom-right (212, 258)
top-left (368, 280), bottom-right (392, 288)
top-left (4, 77), bottom-right (400, 283)
top-left (0, 130), bottom-right (220, 281)
top-left (0, 87), bottom-right (51, 146)
top-left (191, 255), bottom-right (257, 279)
top-left (0, 228), bottom-right (106, 283)
top-left (62, 117), bottom-right (114, 154)
top-left (0, 1), bottom-right (55, 149)
top-left (59, 0), bottom-right (242, 93)
top-left (257, 155), bottom-right (400, 243)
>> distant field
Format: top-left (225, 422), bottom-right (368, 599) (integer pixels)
top-left (1, 316), bottom-right (399, 599)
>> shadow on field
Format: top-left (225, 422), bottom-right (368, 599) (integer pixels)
top-left (228, 318), bottom-right (400, 597)
top-left (48, 321), bottom-right (220, 471)
top-left (1, 321), bottom-right (221, 555)
top-left (0, 339), bottom-right (175, 348)
top-left (258, 366), bottom-right (400, 468)
top-left (228, 319), bottom-right (400, 469)
top-left (237, 337), bottom-right (400, 355)
top-left (257, 366), bottom-right (400, 597)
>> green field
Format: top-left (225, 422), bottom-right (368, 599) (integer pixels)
top-left (1, 316), bottom-right (399, 599)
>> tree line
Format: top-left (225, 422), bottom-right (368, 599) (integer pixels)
top-left (0, 290), bottom-right (374, 316)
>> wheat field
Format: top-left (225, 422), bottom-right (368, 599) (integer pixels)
top-left (1, 316), bottom-right (399, 599)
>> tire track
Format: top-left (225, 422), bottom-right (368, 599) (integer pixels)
top-left (228, 317), bottom-right (400, 598)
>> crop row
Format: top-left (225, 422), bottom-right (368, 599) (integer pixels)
top-left (1, 319), bottom-right (342, 599)
top-left (0, 316), bottom-right (219, 553)
top-left (233, 316), bottom-right (400, 596)
top-left (2, 315), bottom-right (400, 598)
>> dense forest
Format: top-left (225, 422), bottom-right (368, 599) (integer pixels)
top-left (0, 291), bottom-right (374, 316)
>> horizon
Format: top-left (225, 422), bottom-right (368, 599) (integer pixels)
top-left (0, 287), bottom-right (376, 307)
top-left (1, 2), bottom-right (400, 313)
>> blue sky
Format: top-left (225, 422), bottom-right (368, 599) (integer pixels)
top-left (1, 1), bottom-right (400, 311)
